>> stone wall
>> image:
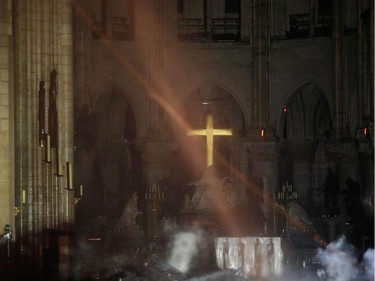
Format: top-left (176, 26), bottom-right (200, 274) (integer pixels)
top-left (0, 0), bottom-right (14, 233)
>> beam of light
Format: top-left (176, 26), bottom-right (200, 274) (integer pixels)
top-left (67, 0), bottom-right (190, 133)
top-left (68, 0), bottom-right (327, 247)
top-left (213, 150), bottom-right (327, 246)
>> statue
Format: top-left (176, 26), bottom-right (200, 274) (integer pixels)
top-left (342, 178), bottom-right (362, 221)
top-left (286, 199), bottom-right (314, 231)
top-left (321, 168), bottom-right (340, 215)
top-left (116, 192), bottom-right (142, 230)
top-left (183, 166), bottom-right (239, 211)
top-left (111, 192), bottom-right (143, 255)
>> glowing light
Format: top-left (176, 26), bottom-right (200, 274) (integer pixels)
top-left (364, 127), bottom-right (367, 136)
top-left (261, 128), bottom-right (265, 137)
top-left (69, 1), bottom-right (329, 248)
top-left (187, 114), bottom-right (232, 167)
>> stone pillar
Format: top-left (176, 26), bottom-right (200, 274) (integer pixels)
top-left (134, 139), bottom-right (177, 186)
top-left (308, 0), bottom-right (315, 36)
top-left (289, 141), bottom-right (314, 208)
top-left (163, 0), bottom-right (178, 41)
top-left (12, 0), bottom-right (75, 277)
top-left (332, 0), bottom-right (347, 139)
top-left (135, 0), bottom-right (169, 137)
top-left (353, 137), bottom-right (373, 217)
top-left (325, 143), bottom-right (360, 183)
top-left (357, 0), bottom-right (374, 132)
top-left (325, 142), bottom-right (362, 223)
top-left (0, 0), bottom-right (14, 241)
top-left (247, 142), bottom-right (280, 235)
top-left (250, 0), bottom-right (270, 132)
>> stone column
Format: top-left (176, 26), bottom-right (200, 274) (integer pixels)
top-left (247, 142), bottom-right (280, 236)
top-left (289, 141), bottom-right (314, 208)
top-left (0, 0), bottom-right (14, 240)
top-left (332, 0), bottom-right (347, 139)
top-left (308, 0), bottom-right (315, 36)
top-left (13, 0), bottom-right (75, 276)
top-left (325, 143), bottom-right (360, 183)
top-left (134, 139), bottom-right (177, 186)
top-left (250, 0), bottom-right (270, 133)
top-left (358, 147), bottom-right (374, 217)
top-left (163, 0), bottom-right (178, 41)
top-left (325, 142), bottom-right (361, 223)
top-left (357, 0), bottom-right (374, 133)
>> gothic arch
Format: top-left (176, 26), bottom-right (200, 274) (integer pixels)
top-left (92, 86), bottom-right (138, 216)
top-left (277, 81), bottom-right (332, 141)
top-left (178, 80), bottom-right (247, 120)
top-left (94, 86), bottom-right (137, 143)
top-left (176, 81), bottom-right (245, 179)
top-left (94, 72), bottom-right (150, 137)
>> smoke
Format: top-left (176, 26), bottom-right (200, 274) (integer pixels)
top-left (166, 229), bottom-right (204, 273)
top-left (362, 248), bottom-right (374, 281)
top-left (70, 237), bottom-right (131, 280)
top-left (316, 236), bottom-right (374, 281)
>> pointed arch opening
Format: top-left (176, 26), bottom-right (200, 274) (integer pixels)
top-left (75, 86), bottom-right (140, 225)
top-left (174, 82), bottom-right (245, 181)
top-left (278, 82), bottom-right (332, 142)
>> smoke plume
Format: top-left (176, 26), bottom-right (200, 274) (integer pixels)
top-left (167, 229), bottom-right (204, 273)
top-left (316, 235), bottom-right (374, 281)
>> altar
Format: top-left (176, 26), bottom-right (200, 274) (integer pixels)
top-left (215, 236), bottom-right (283, 279)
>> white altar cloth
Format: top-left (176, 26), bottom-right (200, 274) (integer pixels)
top-left (215, 237), bottom-right (283, 279)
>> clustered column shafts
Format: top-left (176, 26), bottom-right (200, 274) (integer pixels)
top-left (332, 0), bottom-right (346, 138)
top-left (12, 0), bottom-right (75, 277)
top-left (251, 0), bottom-right (270, 131)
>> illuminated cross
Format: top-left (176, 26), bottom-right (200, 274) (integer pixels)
top-left (187, 114), bottom-right (232, 167)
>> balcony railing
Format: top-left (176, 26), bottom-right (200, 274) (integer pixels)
top-left (285, 13), bottom-right (332, 39)
top-left (211, 18), bottom-right (240, 41)
top-left (315, 14), bottom-right (332, 36)
top-left (286, 13), bottom-right (310, 39)
top-left (177, 18), bottom-right (206, 40)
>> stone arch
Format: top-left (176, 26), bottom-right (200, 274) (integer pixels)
top-left (177, 79), bottom-right (247, 122)
top-left (94, 71), bottom-right (150, 137)
top-left (92, 85), bottom-right (138, 217)
top-left (276, 81), bottom-right (333, 210)
top-left (277, 81), bottom-right (332, 141)
top-left (94, 86), bottom-right (137, 143)
top-left (175, 81), bottom-right (245, 180)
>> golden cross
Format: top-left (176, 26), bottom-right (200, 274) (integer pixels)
top-left (187, 114), bottom-right (232, 167)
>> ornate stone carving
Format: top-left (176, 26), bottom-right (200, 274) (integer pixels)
top-left (183, 166), bottom-right (240, 211)
top-left (116, 192), bottom-right (141, 228)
